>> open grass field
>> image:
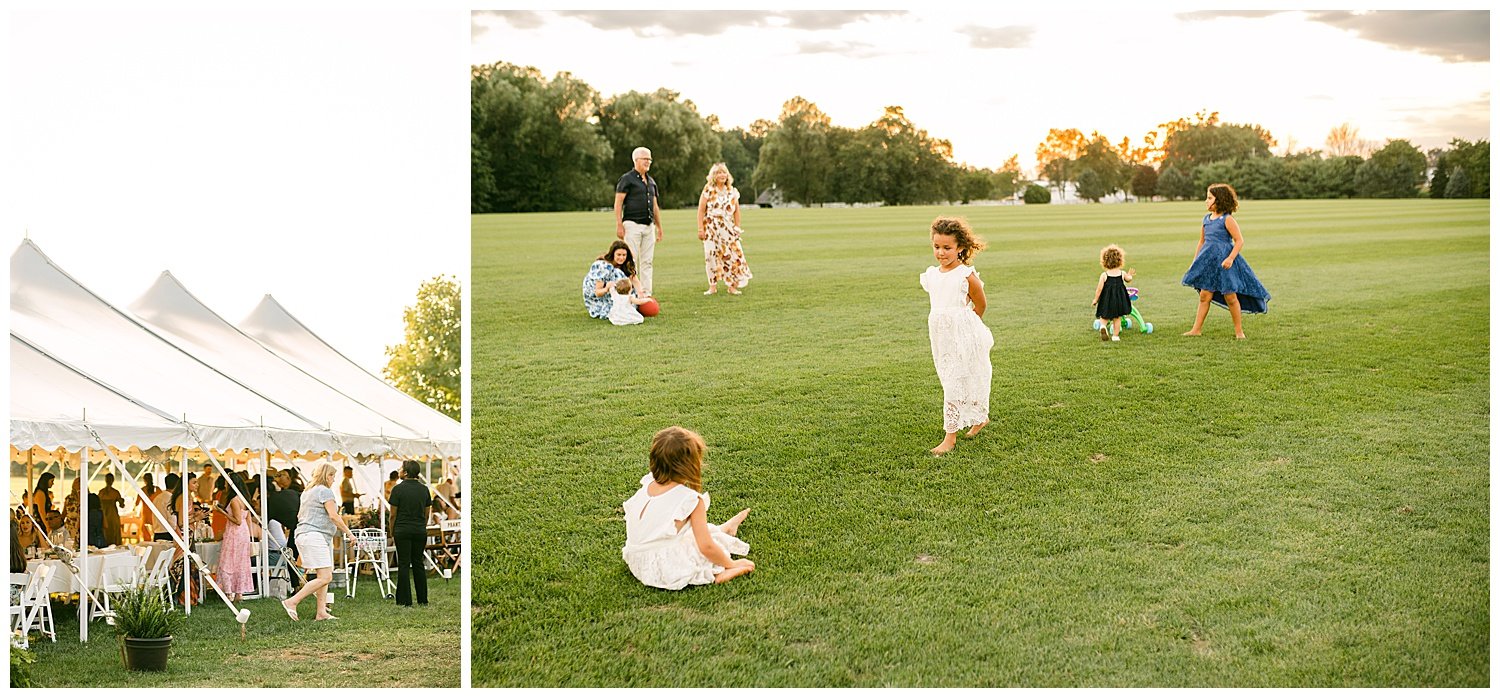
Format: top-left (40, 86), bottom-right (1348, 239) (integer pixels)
top-left (20, 575), bottom-right (461, 687)
top-left (472, 199), bottom-right (1488, 687)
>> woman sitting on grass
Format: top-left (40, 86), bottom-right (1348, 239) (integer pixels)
top-left (621, 426), bottom-right (754, 589)
top-left (583, 241), bottom-right (642, 320)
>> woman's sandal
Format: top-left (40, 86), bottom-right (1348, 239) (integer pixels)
top-left (281, 599), bottom-right (299, 621)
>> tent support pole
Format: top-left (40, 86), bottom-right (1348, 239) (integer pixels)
top-left (80, 445), bottom-right (91, 643)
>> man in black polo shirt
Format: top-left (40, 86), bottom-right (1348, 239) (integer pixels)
top-left (614, 146), bottom-right (664, 296)
top-left (388, 460), bottom-right (433, 606)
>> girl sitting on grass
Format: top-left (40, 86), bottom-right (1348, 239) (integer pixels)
top-left (919, 216), bottom-right (993, 455)
top-left (621, 426), bottom-right (753, 589)
top-left (1092, 244), bottom-right (1136, 342)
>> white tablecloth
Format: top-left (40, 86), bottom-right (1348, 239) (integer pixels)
top-left (25, 547), bottom-right (140, 595)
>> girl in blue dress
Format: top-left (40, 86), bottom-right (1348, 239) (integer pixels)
top-left (1181, 183), bottom-right (1270, 339)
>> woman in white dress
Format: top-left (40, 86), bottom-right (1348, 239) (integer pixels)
top-left (919, 217), bottom-right (993, 455)
top-left (621, 427), bottom-right (753, 589)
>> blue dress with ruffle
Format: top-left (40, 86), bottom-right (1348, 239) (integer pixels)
top-left (1181, 213), bottom-right (1270, 314)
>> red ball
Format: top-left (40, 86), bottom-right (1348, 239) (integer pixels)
top-left (638, 298), bottom-right (660, 317)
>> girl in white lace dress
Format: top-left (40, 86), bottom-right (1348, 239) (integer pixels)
top-left (919, 217), bottom-right (993, 455)
top-left (621, 427), bottom-right (753, 589)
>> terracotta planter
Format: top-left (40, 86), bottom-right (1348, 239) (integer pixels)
top-left (122, 636), bottom-right (173, 671)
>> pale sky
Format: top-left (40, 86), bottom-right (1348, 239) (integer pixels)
top-left (472, 8), bottom-right (1491, 174)
top-left (6, 7), bottom-right (469, 374)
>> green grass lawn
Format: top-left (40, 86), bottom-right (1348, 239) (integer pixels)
top-left (471, 199), bottom-right (1488, 687)
top-left (20, 573), bottom-right (461, 687)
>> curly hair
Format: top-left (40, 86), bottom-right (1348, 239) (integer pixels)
top-left (649, 426), bottom-right (705, 493)
top-left (598, 240), bottom-right (637, 277)
top-left (1208, 183), bottom-right (1239, 215)
top-left (1100, 244), bottom-right (1124, 270)
top-left (930, 216), bottom-right (987, 262)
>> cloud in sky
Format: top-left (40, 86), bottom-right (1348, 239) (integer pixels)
top-left (1179, 10), bottom-right (1489, 63)
top-left (1306, 10), bottom-right (1488, 63)
top-left (475, 10), bottom-right (907, 38)
top-left (1176, 11), bottom-right (1282, 21)
top-left (797, 40), bottom-right (884, 59)
top-left (958, 25), bottom-right (1034, 50)
top-left (778, 10), bottom-right (906, 31)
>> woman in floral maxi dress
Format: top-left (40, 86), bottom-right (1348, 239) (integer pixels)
top-left (696, 163), bottom-right (752, 295)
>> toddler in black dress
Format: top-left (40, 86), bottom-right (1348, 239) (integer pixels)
top-left (1092, 244), bottom-right (1135, 342)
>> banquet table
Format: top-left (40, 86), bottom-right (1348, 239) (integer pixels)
top-left (25, 547), bottom-right (141, 596)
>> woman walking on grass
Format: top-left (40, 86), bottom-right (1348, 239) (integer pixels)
top-left (281, 463), bottom-right (356, 621)
top-left (696, 163), bottom-right (752, 295)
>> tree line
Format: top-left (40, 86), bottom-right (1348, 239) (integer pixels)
top-left (472, 62), bottom-right (1488, 213)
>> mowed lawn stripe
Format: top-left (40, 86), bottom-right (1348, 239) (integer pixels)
top-left (472, 199), bottom-right (1486, 686)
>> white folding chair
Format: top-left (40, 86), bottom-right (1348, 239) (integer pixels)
top-left (13, 565), bottom-right (57, 647)
top-left (345, 528), bottom-right (394, 599)
top-left (141, 549), bottom-right (177, 610)
top-left (8, 573), bottom-right (27, 643)
top-left (90, 554), bottom-right (142, 622)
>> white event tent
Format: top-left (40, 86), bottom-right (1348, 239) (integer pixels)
top-left (10, 239), bottom-right (463, 641)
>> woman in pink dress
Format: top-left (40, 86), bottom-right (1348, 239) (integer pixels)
top-left (216, 472), bottom-right (255, 602)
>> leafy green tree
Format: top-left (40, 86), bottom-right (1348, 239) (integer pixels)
top-left (957, 166), bottom-right (995, 203)
top-left (1442, 139), bottom-right (1490, 198)
top-left (753, 97), bottom-right (835, 205)
top-left (472, 132), bottom-right (500, 213)
top-left (1354, 139), bottom-right (1427, 198)
top-left (717, 126), bottom-right (762, 203)
top-left (856, 106), bottom-right (958, 205)
top-left (1075, 170), bottom-right (1108, 202)
top-left (1022, 184), bottom-right (1051, 204)
top-left (1157, 165), bottom-right (1195, 200)
top-left (598, 89), bottom-right (722, 208)
top-left (991, 155), bottom-right (1025, 200)
top-left (1192, 161), bottom-right (1237, 195)
top-left (1161, 119), bottom-right (1275, 173)
top-left (1311, 155), bottom-right (1363, 198)
top-left (1428, 152), bottom-right (1450, 198)
top-left (1035, 128), bottom-right (1086, 197)
top-left (1233, 157), bottom-right (1290, 200)
top-left (1444, 166), bottom-right (1473, 198)
top-left (385, 275), bottom-right (461, 420)
top-left (471, 62), bottom-right (613, 213)
top-left (1129, 165), bottom-right (1158, 200)
top-left (1073, 136), bottom-right (1129, 201)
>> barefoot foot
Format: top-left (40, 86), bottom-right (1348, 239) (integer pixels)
top-left (722, 508), bottom-right (751, 537)
top-left (1234, 333), bottom-right (1247, 340)
top-left (1181, 330), bottom-right (1201, 336)
top-left (714, 561), bottom-right (754, 583)
top-left (965, 420), bottom-right (990, 438)
top-left (930, 438), bottom-right (957, 456)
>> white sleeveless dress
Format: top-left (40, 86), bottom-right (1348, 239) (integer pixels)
top-left (621, 474), bottom-right (749, 590)
top-left (919, 264), bottom-right (994, 432)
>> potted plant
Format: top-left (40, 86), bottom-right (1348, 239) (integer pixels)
top-left (108, 582), bottom-right (184, 671)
